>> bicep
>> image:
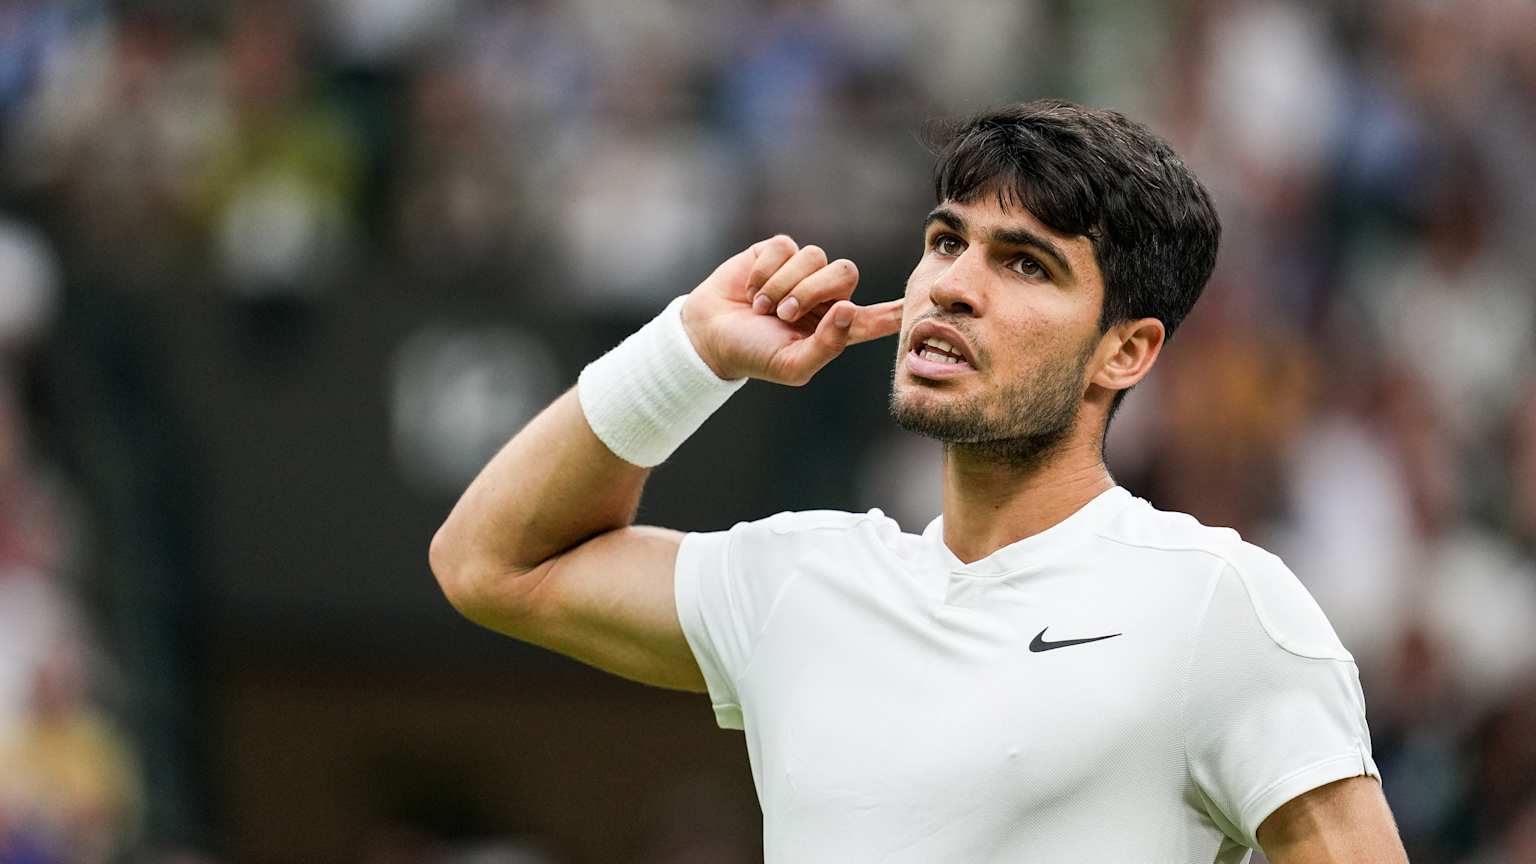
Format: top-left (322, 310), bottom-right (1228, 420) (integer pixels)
top-left (1258, 776), bottom-right (1407, 864)
top-left (470, 525), bottom-right (706, 692)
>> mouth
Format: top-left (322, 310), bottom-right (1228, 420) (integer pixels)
top-left (905, 320), bottom-right (978, 380)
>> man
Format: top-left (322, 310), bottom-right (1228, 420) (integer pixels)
top-left (429, 100), bottom-right (1407, 862)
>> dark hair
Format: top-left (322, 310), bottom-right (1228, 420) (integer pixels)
top-left (927, 99), bottom-right (1221, 416)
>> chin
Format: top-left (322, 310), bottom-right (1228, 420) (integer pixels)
top-left (891, 376), bottom-right (930, 406)
top-left (891, 379), bottom-right (964, 417)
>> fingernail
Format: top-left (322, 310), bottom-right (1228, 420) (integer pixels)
top-left (776, 297), bottom-right (799, 320)
top-left (834, 307), bottom-right (853, 328)
top-left (753, 294), bottom-right (772, 314)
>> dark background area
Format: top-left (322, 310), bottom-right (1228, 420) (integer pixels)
top-left (4, 1), bottom-right (1536, 862)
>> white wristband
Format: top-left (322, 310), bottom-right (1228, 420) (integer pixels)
top-left (578, 295), bottom-right (747, 467)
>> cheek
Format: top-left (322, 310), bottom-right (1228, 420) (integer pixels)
top-left (898, 274), bottom-right (929, 338)
top-left (902, 267), bottom-right (931, 305)
top-left (986, 310), bottom-right (1085, 375)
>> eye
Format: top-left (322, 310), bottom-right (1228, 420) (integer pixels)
top-left (932, 234), bottom-right (965, 256)
top-left (1010, 256), bottom-right (1045, 278)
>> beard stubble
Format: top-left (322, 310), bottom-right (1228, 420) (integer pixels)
top-left (888, 336), bottom-right (1097, 470)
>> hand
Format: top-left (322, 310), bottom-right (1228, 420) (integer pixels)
top-left (681, 236), bottom-right (903, 384)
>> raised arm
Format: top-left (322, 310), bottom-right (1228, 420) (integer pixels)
top-left (428, 236), bottom-right (901, 690)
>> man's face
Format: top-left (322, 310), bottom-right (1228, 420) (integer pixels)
top-left (889, 195), bottom-right (1108, 463)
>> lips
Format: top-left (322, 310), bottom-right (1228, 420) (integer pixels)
top-left (907, 320), bottom-right (978, 367)
top-left (904, 319), bottom-right (978, 380)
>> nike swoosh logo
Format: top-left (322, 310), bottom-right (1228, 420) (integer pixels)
top-left (1029, 627), bottom-right (1122, 653)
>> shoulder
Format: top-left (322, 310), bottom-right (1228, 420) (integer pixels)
top-left (696, 508), bottom-right (907, 562)
top-left (759, 509), bottom-right (887, 536)
top-left (1102, 495), bottom-right (1351, 662)
top-left (1097, 493), bottom-right (1245, 560)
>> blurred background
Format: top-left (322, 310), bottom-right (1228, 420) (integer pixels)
top-left (2, 0), bottom-right (1534, 861)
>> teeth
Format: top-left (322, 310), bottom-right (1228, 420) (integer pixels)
top-left (917, 335), bottom-right (967, 366)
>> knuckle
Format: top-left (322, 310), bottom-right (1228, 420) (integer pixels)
top-left (802, 244), bottom-right (827, 264)
top-left (770, 234), bottom-right (797, 252)
top-left (835, 258), bottom-right (858, 277)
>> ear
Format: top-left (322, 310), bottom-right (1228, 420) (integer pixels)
top-left (1091, 317), bottom-right (1166, 394)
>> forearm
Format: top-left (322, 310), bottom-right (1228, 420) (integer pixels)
top-left (429, 388), bottom-right (647, 586)
top-left (430, 293), bottom-right (745, 606)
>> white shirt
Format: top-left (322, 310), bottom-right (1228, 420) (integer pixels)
top-left (674, 486), bottom-right (1378, 863)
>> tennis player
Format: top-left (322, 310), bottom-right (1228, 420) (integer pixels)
top-left (430, 100), bottom-right (1407, 863)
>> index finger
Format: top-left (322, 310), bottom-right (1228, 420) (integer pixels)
top-left (746, 235), bottom-right (798, 299)
top-left (847, 299), bottom-right (904, 345)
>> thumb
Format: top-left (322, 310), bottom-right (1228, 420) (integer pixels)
top-left (706, 246), bottom-right (758, 299)
top-left (772, 300), bottom-right (859, 384)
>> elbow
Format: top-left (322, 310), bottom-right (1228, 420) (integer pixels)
top-left (428, 526), bottom-right (534, 627)
top-left (428, 526), bottom-right (485, 619)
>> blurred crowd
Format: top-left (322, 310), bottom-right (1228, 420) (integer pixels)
top-left (2, 0), bottom-right (1535, 861)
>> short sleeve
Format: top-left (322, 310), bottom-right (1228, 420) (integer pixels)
top-left (674, 519), bottom-right (803, 730)
top-left (1183, 558), bottom-right (1380, 851)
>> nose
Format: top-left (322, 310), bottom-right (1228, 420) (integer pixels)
top-left (929, 248), bottom-right (986, 317)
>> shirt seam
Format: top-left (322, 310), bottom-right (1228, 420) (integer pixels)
top-left (1094, 531), bottom-right (1240, 559)
top-left (1239, 750), bottom-right (1374, 849)
top-left (1097, 533), bottom-right (1351, 662)
top-left (1226, 565), bottom-right (1355, 662)
top-left (1239, 751), bottom-right (1371, 816)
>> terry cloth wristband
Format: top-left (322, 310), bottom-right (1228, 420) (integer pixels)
top-left (578, 295), bottom-right (747, 467)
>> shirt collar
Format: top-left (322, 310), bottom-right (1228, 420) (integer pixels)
top-left (921, 486), bottom-right (1132, 577)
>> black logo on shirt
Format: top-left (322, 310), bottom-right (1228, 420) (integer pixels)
top-left (1029, 627), bottom-right (1121, 653)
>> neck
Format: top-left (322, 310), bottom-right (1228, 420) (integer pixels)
top-left (940, 432), bottom-right (1114, 564)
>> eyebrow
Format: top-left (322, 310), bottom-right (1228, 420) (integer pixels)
top-left (923, 206), bottom-right (1075, 280)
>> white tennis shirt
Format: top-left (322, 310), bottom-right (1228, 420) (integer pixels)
top-left (674, 486), bottom-right (1378, 863)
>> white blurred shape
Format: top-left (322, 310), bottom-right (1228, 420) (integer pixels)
top-left (389, 324), bottom-right (561, 492)
top-left (218, 174), bottom-right (346, 297)
top-left (0, 568), bottom-right (72, 733)
top-left (557, 129), bottom-right (739, 309)
top-left (1420, 528), bottom-right (1536, 704)
top-left (1272, 413), bottom-right (1417, 672)
top-left (1357, 246), bottom-right (1534, 447)
top-left (325, 0), bottom-right (459, 64)
top-left (0, 218), bottom-right (59, 348)
top-left (1206, 1), bottom-right (1342, 175)
top-left (833, 0), bottom-right (1044, 101)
